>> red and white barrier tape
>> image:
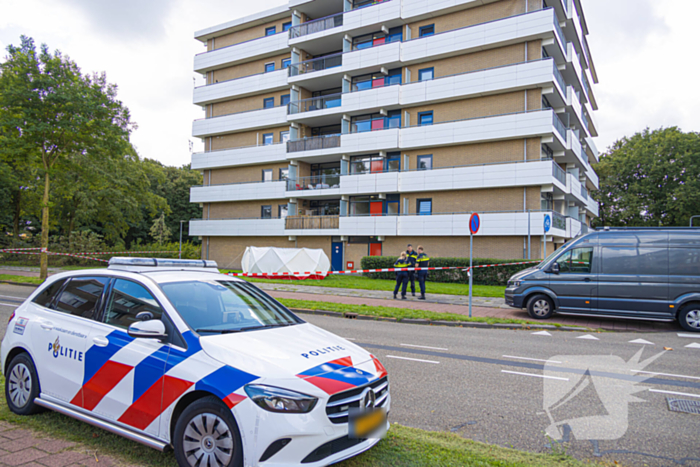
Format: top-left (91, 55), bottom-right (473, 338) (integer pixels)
top-left (0, 250), bottom-right (108, 263)
top-left (227, 261), bottom-right (540, 278)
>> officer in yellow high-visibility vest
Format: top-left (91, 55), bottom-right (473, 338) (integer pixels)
top-left (393, 252), bottom-right (410, 299)
top-left (416, 246), bottom-right (430, 300)
top-left (406, 244), bottom-right (418, 297)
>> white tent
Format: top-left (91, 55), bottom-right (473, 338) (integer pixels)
top-left (241, 247), bottom-right (331, 279)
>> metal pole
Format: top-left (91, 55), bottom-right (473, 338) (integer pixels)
top-left (179, 221), bottom-right (184, 259)
top-left (691, 215), bottom-right (700, 227)
top-left (544, 232), bottom-right (547, 260)
top-left (469, 232), bottom-right (473, 318)
top-left (527, 210), bottom-right (531, 260)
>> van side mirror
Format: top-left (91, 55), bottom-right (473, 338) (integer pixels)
top-left (549, 263), bottom-right (560, 275)
top-left (128, 319), bottom-right (167, 339)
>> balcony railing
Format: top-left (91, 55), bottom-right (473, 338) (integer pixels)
top-left (289, 12), bottom-right (343, 39)
top-left (580, 185), bottom-right (588, 200)
top-left (553, 112), bottom-right (568, 140)
top-left (289, 93), bottom-right (342, 114)
top-left (553, 62), bottom-right (566, 93)
top-left (289, 53), bottom-right (343, 77)
top-left (553, 15), bottom-right (567, 49)
top-left (287, 134), bottom-right (341, 153)
top-left (285, 215), bottom-right (339, 230)
top-left (581, 223), bottom-right (589, 235)
top-left (288, 174), bottom-right (341, 191)
top-left (552, 163), bottom-right (567, 185)
top-left (552, 211), bottom-right (567, 230)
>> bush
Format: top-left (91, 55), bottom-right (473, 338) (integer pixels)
top-left (360, 256), bottom-right (538, 286)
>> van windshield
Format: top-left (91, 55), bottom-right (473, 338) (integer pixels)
top-left (536, 249), bottom-right (564, 269)
top-left (160, 280), bottom-right (303, 334)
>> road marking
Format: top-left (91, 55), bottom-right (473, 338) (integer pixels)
top-left (677, 333), bottom-right (700, 339)
top-left (501, 370), bottom-right (569, 381)
top-left (401, 344), bottom-right (448, 351)
top-left (648, 389), bottom-right (700, 399)
top-left (629, 338), bottom-right (655, 345)
top-left (343, 338), bottom-right (356, 341)
top-left (502, 355), bottom-right (562, 364)
top-left (631, 370), bottom-right (700, 381)
top-left (0, 294), bottom-right (26, 300)
top-left (385, 355), bottom-right (439, 364)
top-left (685, 343), bottom-right (700, 349)
top-left (531, 331), bottom-right (552, 336)
top-left (577, 334), bottom-right (599, 340)
top-left (0, 302), bottom-right (18, 308)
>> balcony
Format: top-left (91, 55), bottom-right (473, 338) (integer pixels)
top-left (192, 106), bottom-right (288, 138)
top-left (191, 143), bottom-right (286, 170)
top-left (190, 218), bottom-right (285, 236)
top-left (193, 70), bottom-right (288, 106)
top-left (285, 215), bottom-right (340, 230)
top-left (190, 181), bottom-right (286, 203)
top-left (289, 12), bottom-right (344, 40)
top-left (194, 31), bottom-right (289, 73)
top-left (586, 196), bottom-right (600, 218)
top-left (287, 134), bottom-right (341, 153)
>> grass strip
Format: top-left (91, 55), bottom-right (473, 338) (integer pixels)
top-left (223, 272), bottom-right (507, 298)
top-left (0, 377), bottom-right (583, 467)
top-left (0, 274), bottom-right (43, 285)
top-left (278, 298), bottom-right (562, 327)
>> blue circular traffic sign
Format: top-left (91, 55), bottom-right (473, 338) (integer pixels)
top-left (544, 214), bottom-right (552, 233)
top-left (469, 213), bottom-right (480, 235)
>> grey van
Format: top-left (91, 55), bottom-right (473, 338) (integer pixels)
top-left (505, 228), bottom-right (700, 331)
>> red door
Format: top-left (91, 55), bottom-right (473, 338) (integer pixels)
top-left (369, 243), bottom-right (382, 257)
top-left (370, 159), bottom-right (384, 173)
top-left (370, 201), bottom-right (383, 217)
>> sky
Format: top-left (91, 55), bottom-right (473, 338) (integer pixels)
top-left (1, 0), bottom-right (698, 167)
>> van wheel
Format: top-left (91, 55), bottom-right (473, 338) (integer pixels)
top-left (678, 304), bottom-right (700, 332)
top-left (173, 396), bottom-right (243, 467)
top-left (5, 353), bottom-right (42, 415)
top-left (527, 295), bottom-right (554, 319)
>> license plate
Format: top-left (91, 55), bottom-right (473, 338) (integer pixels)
top-left (348, 407), bottom-right (387, 439)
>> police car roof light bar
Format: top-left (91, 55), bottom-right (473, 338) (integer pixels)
top-left (108, 257), bottom-right (218, 269)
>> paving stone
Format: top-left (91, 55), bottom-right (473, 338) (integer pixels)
top-left (37, 451), bottom-right (90, 467)
top-left (74, 453), bottom-right (117, 467)
top-left (33, 440), bottom-right (75, 454)
top-left (1, 430), bottom-right (34, 441)
top-left (0, 448), bottom-right (49, 466)
top-left (0, 423), bottom-right (15, 433)
top-left (3, 437), bottom-right (41, 453)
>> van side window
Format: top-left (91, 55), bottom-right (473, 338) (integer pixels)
top-left (556, 248), bottom-right (593, 274)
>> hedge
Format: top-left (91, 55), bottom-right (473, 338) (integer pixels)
top-left (360, 256), bottom-right (538, 286)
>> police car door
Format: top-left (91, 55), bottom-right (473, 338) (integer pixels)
top-left (82, 278), bottom-right (169, 437)
top-left (30, 276), bottom-right (110, 406)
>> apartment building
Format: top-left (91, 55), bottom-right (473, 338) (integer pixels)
top-left (190, 0), bottom-right (601, 271)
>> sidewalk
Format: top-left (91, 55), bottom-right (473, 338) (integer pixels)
top-left (256, 283), bottom-right (679, 333)
top-left (0, 422), bottom-right (128, 467)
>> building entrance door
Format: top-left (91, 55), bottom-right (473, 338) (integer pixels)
top-left (331, 242), bottom-right (344, 271)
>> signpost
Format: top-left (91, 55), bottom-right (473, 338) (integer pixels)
top-left (468, 213), bottom-right (480, 318)
top-left (543, 214), bottom-right (551, 261)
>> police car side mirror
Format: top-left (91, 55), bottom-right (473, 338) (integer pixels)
top-left (128, 319), bottom-right (167, 339)
top-left (549, 263), bottom-right (560, 275)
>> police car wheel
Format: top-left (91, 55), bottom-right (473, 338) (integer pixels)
top-left (5, 353), bottom-right (42, 415)
top-left (526, 294), bottom-right (554, 319)
top-left (678, 304), bottom-right (700, 332)
top-left (174, 396), bottom-right (243, 467)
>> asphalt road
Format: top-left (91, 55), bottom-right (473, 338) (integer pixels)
top-left (1, 283), bottom-right (699, 466)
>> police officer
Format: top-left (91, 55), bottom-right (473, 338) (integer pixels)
top-left (406, 244), bottom-right (418, 297)
top-left (416, 245), bottom-right (430, 300)
top-left (393, 252), bottom-right (410, 299)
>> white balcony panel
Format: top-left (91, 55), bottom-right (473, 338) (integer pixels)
top-left (192, 144), bottom-right (286, 170)
top-left (194, 33), bottom-right (289, 73)
top-left (192, 107), bottom-right (288, 138)
top-left (400, 110), bottom-right (554, 150)
top-left (567, 174), bottom-right (587, 204)
top-left (401, 9), bottom-right (555, 64)
top-left (191, 181), bottom-right (286, 203)
top-left (585, 136), bottom-right (599, 163)
top-left (339, 216), bottom-right (398, 237)
top-left (567, 129), bottom-right (585, 167)
top-left (568, 217), bottom-right (583, 238)
top-left (395, 212), bottom-right (564, 237)
top-left (586, 166), bottom-right (599, 190)
top-left (193, 70), bottom-right (288, 105)
top-left (342, 128), bottom-right (401, 153)
top-left (587, 197), bottom-right (600, 218)
top-left (189, 219), bottom-right (285, 237)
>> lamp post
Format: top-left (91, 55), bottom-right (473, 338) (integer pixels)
top-left (179, 220), bottom-right (186, 259)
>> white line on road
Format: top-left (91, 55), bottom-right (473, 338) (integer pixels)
top-left (677, 333), bottom-right (700, 339)
top-left (385, 355), bottom-right (440, 364)
top-left (501, 370), bottom-right (569, 381)
top-left (502, 355), bottom-right (562, 364)
top-left (686, 343), bottom-right (700, 349)
top-left (401, 343), bottom-right (448, 351)
top-left (631, 370), bottom-right (700, 381)
top-left (343, 338), bottom-right (356, 341)
top-left (648, 389), bottom-right (700, 399)
top-left (531, 331), bottom-right (552, 336)
top-left (0, 302), bottom-right (18, 308)
top-left (577, 334), bottom-right (600, 340)
top-left (0, 295), bottom-right (26, 300)
top-left (629, 338), bottom-right (655, 345)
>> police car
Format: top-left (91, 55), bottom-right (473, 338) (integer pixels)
top-left (2, 258), bottom-right (389, 467)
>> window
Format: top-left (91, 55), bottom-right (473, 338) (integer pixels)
top-left (418, 68), bottom-right (434, 81)
top-left (104, 279), bottom-right (163, 329)
top-left (555, 247), bottom-right (593, 274)
top-left (265, 26), bottom-right (276, 36)
top-left (417, 155), bottom-right (433, 170)
top-left (386, 152), bottom-right (400, 172)
top-left (262, 169), bottom-right (272, 182)
top-left (601, 247), bottom-right (667, 276)
top-left (33, 279), bottom-right (68, 308)
top-left (280, 131), bottom-right (290, 143)
top-left (282, 22), bottom-right (292, 32)
top-left (261, 205), bottom-right (272, 219)
top-left (263, 97), bottom-right (274, 109)
top-left (280, 94), bottom-right (290, 106)
top-left (386, 194), bottom-right (400, 216)
top-left (282, 58), bottom-right (292, 69)
top-left (278, 204), bottom-right (288, 218)
top-left (351, 154), bottom-right (385, 174)
top-left (262, 133), bottom-right (273, 145)
top-left (352, 111), bottom-right (400, 133)
top-left (279, 168), bottom-right (289, 180)
top-left (417, 199), bottom-right (432, 216)
top-left (419, 24), bottom-right (435, 37)
top-left (264, 62), bottom-right (275, 73)
top-left (55, 277), bottom-right (110, 319)
top-left (418, 111), bottom-right (433, 126)
top-left (542, 96), bottom-right (552, 110)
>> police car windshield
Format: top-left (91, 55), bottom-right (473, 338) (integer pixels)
top-left (160, 280), bottom-right (302, 334)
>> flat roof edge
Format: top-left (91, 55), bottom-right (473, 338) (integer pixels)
top-left (194, 4), bottom-right (290, 42)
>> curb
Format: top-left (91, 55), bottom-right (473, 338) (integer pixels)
top-left (0, 280), bottom-right (40, 287)
top-left (289, 308), bottom-right (593, 332)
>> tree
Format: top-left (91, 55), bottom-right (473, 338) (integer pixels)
top-left (593, 127), bottom-right (700, 228)
top-left (150, 212), bottom-right (171, 245)
top-left (0, 36), bottom-right (135, 278)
